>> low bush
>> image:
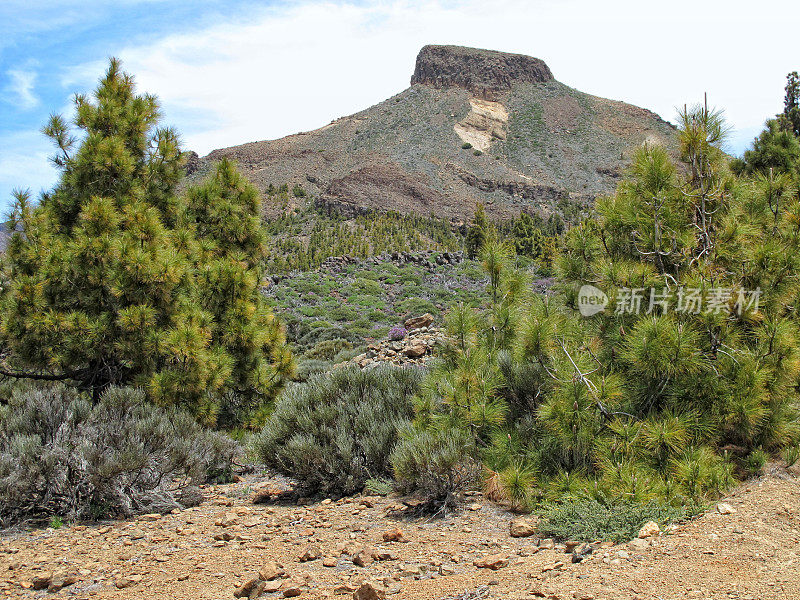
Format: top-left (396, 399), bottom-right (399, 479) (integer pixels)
top-left (0, 385), bottom-right (238, 525)
top-left (294, 359), bottom-right (332, 382)
top-left (304, 338), bottom-right (353, 361)
top-left (390, 426), bottom-right (480, 512)
top-left (536, 499), bottom-right (703, 543)
top-left (782, 444), bottom-right (800, 466)
top-left (253, 366), bottom-right (421, 495)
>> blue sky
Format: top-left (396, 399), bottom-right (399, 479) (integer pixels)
top-left (1, 0), bottom-right (798, 212)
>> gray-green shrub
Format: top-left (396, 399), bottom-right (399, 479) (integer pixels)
top-left (390, 426), bottom-right (479, 510)
top-left (253, 366), bottom-right (421, 495)
top-left (0, 385), bottom-right (238, 525)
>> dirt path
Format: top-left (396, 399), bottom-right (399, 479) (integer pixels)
top-left (1, 467), bottom-right (798, 600)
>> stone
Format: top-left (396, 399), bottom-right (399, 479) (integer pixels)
top-left (283, 586), bottom-right (303, 597)
top-left (628, 538), bottom-right (649, 552)
top-left (114, 575), bottom-right (142, 589)
top-left (382, 527), bottom-right (407, 543)
top-left (140, 513), bottom-right (162, 521)
top-left (473, 554), bottom-right (508, 570)
top-left (353, 582), bottom-right (387, 600)
top-left (403, 342), bottom-right (427, 358)
top-left (31, 572), bottom-right (52, 590)
top-left (404, 313), bottom-right (434, 331)
top-left (299, 545), bottom-right (323, 562)
top-left (539, 538), bottom-right (554, 549)
top-left (564, 540), bottom-right (581, 553)
top-left (637, 521), bottom-right (660, 538)
top-left (468, 502), bottom-right (482, 511)
top-left (323, 557), bottom-right (338, 567)
top-left (215, 512), bottom-right (239, 527)
top-left (353, 550), bottom-right (374, 567)
top-left (48, 571), bottom-right (78, 592)
top-left (716, 503), bottom-right (737, 515)
top-left (264, 580), bottom-right (283, 593)
top-left (509, 518), bottom-right (536, 538)
top-left (259, 561), bottom-right (285, 581)
top-left (234, 577), bottom-right (265, 599)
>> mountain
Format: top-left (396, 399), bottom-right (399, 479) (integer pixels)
top-left (194, 44), bottom-right (679, 223)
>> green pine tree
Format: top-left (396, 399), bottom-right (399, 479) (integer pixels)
top-left (183, 159), bottom-right (295, 426)
top-left (466, 202), bottom-right (489, 259)
top-left (0, 59), bottom-right (292, 425)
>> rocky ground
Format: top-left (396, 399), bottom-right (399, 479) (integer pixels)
top-left (1, 465), bottom-right (798, 600)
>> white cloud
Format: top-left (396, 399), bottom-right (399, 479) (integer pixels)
top-left (4, 69), bottom-right (39, 110)
top-left (80, 0), bottom-right (795, 159)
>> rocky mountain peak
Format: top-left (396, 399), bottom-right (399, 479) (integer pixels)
top-left (410, 44), bottom-right (553, 98)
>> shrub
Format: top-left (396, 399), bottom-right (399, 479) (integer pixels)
top-left (782, 444), bottom-right (800, 466)
top-left (253, 367), bottom-right (421, 495)
top-left (741, 448), bottom-right (769, 476)
top-left (473, 150), bottom-right (483, 156)
top-left (294, 359), bottom-right (332, 382)
top-left (462, 142), bottom-right (473, 150)
top-left (391, 426), bottom-right (479, 511)
top-left (0, 385), bottom-right (238, 525)
top-left (388, 326), bottom-right (408, 341)
top-left (305, 338), bottom-right (353, 361)
top-left (537, 499), bottom-right (703, 543)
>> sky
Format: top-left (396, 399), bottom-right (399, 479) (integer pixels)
top-left (1, 0), bottom-right (798, 212)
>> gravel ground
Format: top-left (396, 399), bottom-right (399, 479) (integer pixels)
top-left (1, 465), bottom-right (798, 600)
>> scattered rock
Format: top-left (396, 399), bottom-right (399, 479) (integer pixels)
top-left (259, 561), bottom-right (285, 581)
top-left (234, 577), bottom-right (265, 599)
top-left (473, 554), bottom-right (508, 570)
top-left (403, 342), bottom-right (427, 358)
top-left (353, 582), bottom-right (387, 600)
top-left (382, 527), bottom-right (408, 543)
top-left (31, 572), bottom-right (52, 591)
top-left (283, 585), bottom-right (303, 597)
top-left (716, 503), bottom-right (737, 515)
top-left (638, 521), bottom-right (660, 538)
top-left (404, 313), bottom-right (434, 331)
top-left (299, 545), bottom-right (323, 562)
top-left (628, 538), bottom-right (650, 552)
top-left (510, 518), bottom-right (537, 538)
top-left (47, 571), bottom-right (77, 592)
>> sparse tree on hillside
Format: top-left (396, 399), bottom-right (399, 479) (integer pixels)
top-left (466, 202), bottom-right (489, 259)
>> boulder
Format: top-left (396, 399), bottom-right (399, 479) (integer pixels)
top-left (404, 313), bottom-right (434, 331)
top-left (403, 342), bottom-right (427, 358)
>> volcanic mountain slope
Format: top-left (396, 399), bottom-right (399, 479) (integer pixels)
top-left (196, 45), bottom-right (679, 223)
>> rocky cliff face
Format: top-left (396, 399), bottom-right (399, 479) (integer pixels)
top-left (195, 45), bottom-right (678, 224)
top-left (410, 45), bottom-right (553, 99)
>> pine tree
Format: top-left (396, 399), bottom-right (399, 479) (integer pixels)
top-left (183, 159), bottom-right (294, 426)
top-left (0, 59), bottom-right (292, 424)
top-left (782, 71), bottom-right (800, 138)
top-left (465, 202), bottom-right (489, 259)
